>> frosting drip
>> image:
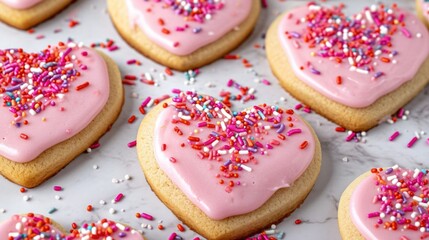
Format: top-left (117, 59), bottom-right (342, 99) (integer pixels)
top-left (154, 91), bottom-right (316, 220)
top-left (278, 4), bottom-right (429, 108)
top-left (0, 43), bottom-right (110, 163)
top-left (126, 0), bottom-right (252, 55)
top-left (350, 166), bottom-right (429, 239)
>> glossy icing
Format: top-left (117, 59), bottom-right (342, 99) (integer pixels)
top-left (420, 0), bottom-right (429, 21)
top-left (278, 4), bottom-right (429, 108)
top-left (350, 166), bottom-right (429, 239)
top-left (0, 0), bottom-right (43, 9)
top-left (0, 214), bottom-right (66, 239)
top-left (126, 0), bottom-right (252, 55)
top-left (154, 91), bottom-right (316, 220)
top-left (0, 43), bottom-right (110, 163)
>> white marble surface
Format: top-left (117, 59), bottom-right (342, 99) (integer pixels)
top-left (0, 0), bottom-right (426, 239)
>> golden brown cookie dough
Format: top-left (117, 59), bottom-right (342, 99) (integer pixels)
top-left (107, 0), bottom-right (261, 71)
top-left (137, 100), bottom-right (322, 240)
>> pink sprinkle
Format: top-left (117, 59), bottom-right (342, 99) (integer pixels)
top-left (389, 131), bottom-right (400, 141)
top-left (227, 79), bottom-right (234, 87)
top-left (346, 132), bottom-right (356, 142)
top-left (169, 157), bottom-right (177, 163)
top-left (90, 142), bottom-right (100, 149)
top-left (81, 51), bottom-right (88, 57)
top-left (53, 186), bottom-right (62, 191)
top-left (169, 233), bottom-right (177, 240)
top-left (127, 59), bottom-right (136, 65)
top-left (141, 97), bottom-right (151, 108)
top-left (172, 89), bottom-right (181, 94)
top-left (287, 129), bottom-right (302, 136)
top-left (114, 193), bottom-right (124, 202)
top-left (141, 213), bottom-right (154, 220)
top-left (397, 108), bottom-right (405, 118)
top-left (407, 137), bottom-right (418, 148)
top-left (427, 138), bottom-right (429, 145)
top-left (261, 79), bottom-right (271, 85)
top-left (108, 45), bottom-right (119, 51)
top-left (302, 106), bottom-right (311, 113)
top-left (401, 28), bottom-right (412, 38)
top-left (261, 0), bottom-right (268, 8)
top-left (198, 122), bottom-right (207, 127)
top-left (193, 238), bottom-right (201, 240)
top-left (36, 35), bottom-right (45, 39)
top-left (173, 42), bottom-right (180, 47)
top-left (127, 140), bottom-right (137, 148)
top-left (294, 103), bottom-right (303, 110)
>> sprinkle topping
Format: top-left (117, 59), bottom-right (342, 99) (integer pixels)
top-left (165, 90), bottom-right (308, 192)
top-left (6, 213), bottom-right (66, 240)
top-left (286, 4), bottom-right (410, 79)
top-left (161, 0), bottom-right (224, 23)
top-left (69, 219), bottom-right (141, 238)
top-left (0, 42), bottom-right (86, 126)
top-left (367, 166), bottom-right (429, 235)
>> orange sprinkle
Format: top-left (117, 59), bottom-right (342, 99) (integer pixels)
top-left (336, 76), bottom-right (342, 85)
top-left (177, 223), bottom-right (185, 232)
top-left (161, 28), bottom-right (170, 34)
top-left (86, 205), bottom-right (93, 212)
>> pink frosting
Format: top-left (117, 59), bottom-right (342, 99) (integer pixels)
top-left (0, 45), bottom-right (109, 163)
top-left (0, 214), bottom-right (65, 238)
top-left (420, 0), bottom-right (429, 21)
top-left (350, 167), bottom-right (429, 239)
top-left (154, 92), bottom-right (316, 220)
top-left (0, 0), bottom-right (43, 9)
top-left (126, 0), bottom-right (252, 55)
top-left (278, 5), bottom-right (429, 108)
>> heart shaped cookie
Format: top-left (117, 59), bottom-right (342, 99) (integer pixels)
top-left (0, 213), bottom-right (144, 239)
top-left (107, 0), bottom-right (261, 71)
top-left (0, 0), bottom-right (74, 29)
top-left (0, 42), bottom-right (123, 188)
top-left (137, 90), bottom-right (321, 239)
top-left (338, 166), bottom-right (429, 239)
top-left (417, 0), bottom-right (429, 29)
top-left (266, 3), bottom-right (429, 131)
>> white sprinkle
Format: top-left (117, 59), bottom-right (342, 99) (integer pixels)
top-left (109, 208), bottom-right (116, 214)
top-left (238, 150), bottom-right (249, 155)
top-left (342, 157), bottom-right (349, 162)
top-left (100, 200), bottom-right (106, 205)
top-left (413, 196), bottom-right (423, 202)
top-left (239, 164), bottom-right (252, 172)
top-left (93, 164), bottom-right (99, 170)
top-left (54, 195), bottom-right (61, 200)
top-left (124, 174), bottom-right (131, 180)
top-left (23, 196), bottom-right (30, 201)
top-left (144, 72), bottom-right (152, 81)
top-left (0, 208), bottom-right (5, 213)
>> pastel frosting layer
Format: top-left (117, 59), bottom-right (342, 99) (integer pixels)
top-left (420, 0), bottom-right (429, 21)
top-left (0, 43), bottom-right (110, 163)
top-left (154, 91), bottom-right (316, 220)
top-left (0, 0), bottom-right (43, 9)
top-left (0, 214), bottom-right (66, 239)
top-left (126, 0), bottom-right (252, 55)
top-left (278, 4), bottom-right (429, 108)
top-left (350, 166), bottom-right (429, 239)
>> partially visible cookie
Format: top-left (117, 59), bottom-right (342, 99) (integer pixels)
top-left (417, 0), bottom-right (429, 29)
top-left (0, 0), bottom-right (74, 29)
top-left (107, 0), bottom-right (261, 71)
top-left (339, 166), bottom-right (429, 239)
top-left (0, 213), bottom-right (66, 239)
top-left (0, 213), bottom-right (145, 239)
top-left (266, 3), bottom-right (429, 131)
top-left (137, 90), bottom-right (322, 239)
top-left (0, 42), bottom-right (124, 188)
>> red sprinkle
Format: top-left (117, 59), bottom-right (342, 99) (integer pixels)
top-left (128, 115), bottom-right (137, 124)
top-left (20, 133), bottom-right (29, 140)
top-left (76, 82), bottom-right (89, 91)
top-left (295, 219), bottom-right (302, 225)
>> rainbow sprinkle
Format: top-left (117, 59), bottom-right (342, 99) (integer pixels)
top-left (7, 213), bottom-right (66, 240)
top-left (164, 90), bottom-right (307, 192)
top-left (160, 0), bottom-right (224, 23)
top-left (0, 42), bottom-right (86, 126)
top-left (367, 166), bottom-right (429, 235)
top-left (69, 219), bottom-right (141, 238)
top-left (285, 3), bottom-right (409, 79)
